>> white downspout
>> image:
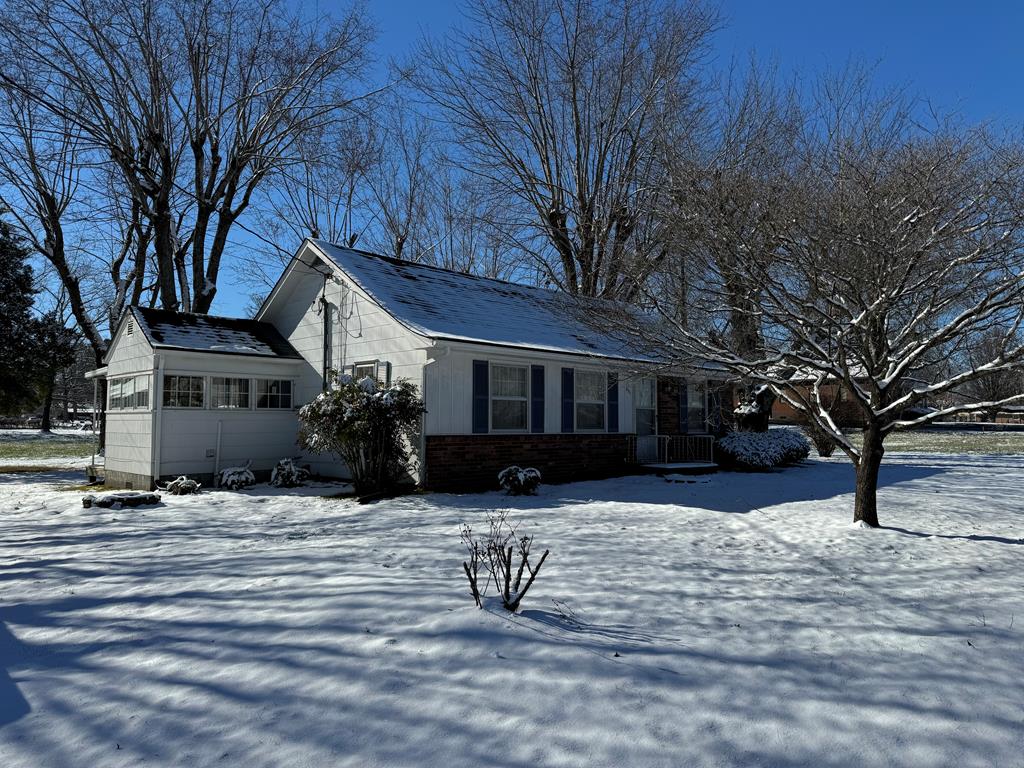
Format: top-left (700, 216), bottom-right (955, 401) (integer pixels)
top-left (213, 420), bottom-right (223, 485)
top-left (150, 354), bottom-right (164, 489)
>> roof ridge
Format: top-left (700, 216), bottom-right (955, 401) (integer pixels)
top-left (312, 238), bottom-right (565, 298)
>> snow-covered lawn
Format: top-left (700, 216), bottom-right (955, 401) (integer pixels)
top-left (1, 457), bottom-right (1022, 767)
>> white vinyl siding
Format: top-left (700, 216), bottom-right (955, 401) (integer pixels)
top-left (575, 370), bottom-right (606, 431)
top-left (491, 364), bottom-right (528, 431)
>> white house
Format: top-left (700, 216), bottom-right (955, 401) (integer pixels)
top-left (92, 239), bottom-right (727, 490)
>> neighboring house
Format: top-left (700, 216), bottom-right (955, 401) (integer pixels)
top-left (770, 370), bottom-right (934, 428)
top-left (91, 239), bottom-right (728, 491)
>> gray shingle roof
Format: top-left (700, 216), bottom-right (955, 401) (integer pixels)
top-left (310, 239), bottom-right (655, 361)
top-left (131, 307), bottom-right (301, 359)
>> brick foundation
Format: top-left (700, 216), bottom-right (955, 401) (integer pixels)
top-left (425, 434), bottom-right (636, 492)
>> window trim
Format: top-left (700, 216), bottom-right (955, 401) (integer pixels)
top-left (489, 362), bottom-right (530, 432)
top-left (162, 374), bottom-right (207, 409)
top-left (574, 369), bottom-right (608, 432)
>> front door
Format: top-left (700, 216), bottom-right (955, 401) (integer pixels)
top-left (635, 377), bottom-right (656, 436)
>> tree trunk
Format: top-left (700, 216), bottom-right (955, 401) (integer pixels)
top-left (853, 425), bottom-right (885, 527)
top-left (40, 378), bottom-right (55, 432)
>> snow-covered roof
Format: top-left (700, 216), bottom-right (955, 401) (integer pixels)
top-left (309, 239), bottom-right (657, 362)
top-left (130, 307), bottom-right (301, 359)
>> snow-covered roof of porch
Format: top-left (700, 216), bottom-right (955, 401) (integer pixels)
top-left (130, 307), bottom-right (301, 359)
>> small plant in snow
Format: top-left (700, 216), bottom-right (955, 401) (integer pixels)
top-left (159, 476), bottom-right (201, 495)
top-left (460, 510), bottom-right (550, 612)
top-left (715, 429), bottom-right (810, 471)
top-left (219, 461), bottom-right (255, 490)
top-left (270, 457), bottom-right (310, 488)
top-left (298, 371), bottom-right (425, 495)
top-left (498, 465), bottom-right (541, 495)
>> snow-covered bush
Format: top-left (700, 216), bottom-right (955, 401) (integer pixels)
top-left (460, 510), bottom-right (550, 612)
top-left (219, 461), bottom-right (255, 490)
top-left (298, 372), bottom-right (425, 495)
top-left (498, 465), bottom-right (541, 495)
top-left (715, 429), bottom-right (810, 471)
top-left (270, 457), bottom-right (310, 488)
top-left (159, 476), bottom-right (201, 495)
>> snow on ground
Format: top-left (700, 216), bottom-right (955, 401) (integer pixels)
top-left (1, 457), bottom-right (1023, 767)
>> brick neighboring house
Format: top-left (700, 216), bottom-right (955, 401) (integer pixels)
top-left (90, 238), bottom-right (728, 491)
top-left (770, 372), bottom-right (934, 428)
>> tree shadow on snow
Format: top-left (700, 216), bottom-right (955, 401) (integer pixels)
top-left (880, 526), bottom-right (1024, 545)
top-left (425, 459), bottom-right (948, 516)
top-left (0, 622), bottom-right (32, 727)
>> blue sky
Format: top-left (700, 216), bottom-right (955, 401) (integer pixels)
top-left (362, 0), bottom-right (1024, 125)
top-left (220, 0), bottom-right (1024, 316)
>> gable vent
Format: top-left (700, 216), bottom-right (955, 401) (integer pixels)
top-left (126, 318), bottom-right (134, 336)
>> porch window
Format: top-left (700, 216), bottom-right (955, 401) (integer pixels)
top-left (634, 378), bottom-right (656, 436)
top-left (211, 377), bottom-right (250, 409)
top-left (163, 375), bottom-right (205, 408)
top-left (108, 375), bottom-right (150, 410)
top-left (575, 370), bottom-right (606, 431)
top-left (491, 364), bottom-right (528, 430)
top-left (256, 379), bottom-right (293, 409)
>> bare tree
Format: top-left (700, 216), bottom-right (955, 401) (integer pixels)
top-left (0, 82), bottom-right (112, 363)
top-left (0, 0), bottom-right (375, 312)
top-left (417, 0), bottom-right (717, 298)
top-left (630, 73), bottom-right (1024, 527)
top-left (665, 62), bottom-right (801, 354)
top-left (958, 330), bottom-right (1024, 420)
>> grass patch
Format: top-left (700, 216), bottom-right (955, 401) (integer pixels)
top-left (0, 438), bottom-right (96, 460)
top-left (836, 429), bottom-right (1024, 455)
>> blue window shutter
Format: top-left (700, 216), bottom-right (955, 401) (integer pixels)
top-left (561, 367), bottom-right (574, 433)
top-left (472, 360), bottom-right (489, 434)
top-left (531, 365), bottom-right (545, 433)
top-left (607, 372), bottom-right (619, 432)
top-left (679, 379), bottom-right (689, 434)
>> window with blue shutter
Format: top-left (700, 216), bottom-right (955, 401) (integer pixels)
top-left (531, 365), bottom-right (545, 433)
top-left (472, 360), bottom-right (489, 433)
top-left (561, 367), bottom-right (574, 432)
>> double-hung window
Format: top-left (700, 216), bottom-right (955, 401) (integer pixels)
top-left (256, 379), bottom-right (293, 409)
top-left (491, 364), bottom-right (528, 430)
top-left (575, 370), bottom-right (607, 430)
top-left (211, 377), bottom-right (250, 409)
top-left (163, 375), bottom-right (205, 408)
